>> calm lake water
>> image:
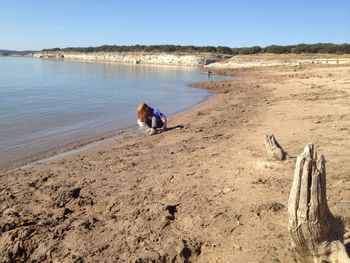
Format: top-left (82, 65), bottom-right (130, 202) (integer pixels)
top-left (0, 56), bottom-right (226, 168)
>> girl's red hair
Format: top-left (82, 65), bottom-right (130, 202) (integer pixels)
top-left (137, 103), bottom-right (151, 122)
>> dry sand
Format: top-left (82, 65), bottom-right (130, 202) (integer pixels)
top-left (1, 62), bottom-right (350, 262)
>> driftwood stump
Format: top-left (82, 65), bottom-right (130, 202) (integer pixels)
top-left (288, 144), bottom-right (350, 263)
top-left (264, 134), bottom-right (287, 161)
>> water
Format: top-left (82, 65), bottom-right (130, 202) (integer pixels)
top-left (0, 56), bottom-right (227, 168)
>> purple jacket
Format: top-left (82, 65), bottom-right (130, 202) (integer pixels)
top-left (149, 108), bottom-right (167, 123)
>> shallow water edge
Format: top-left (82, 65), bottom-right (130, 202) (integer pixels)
top-left (3, 87), bottom-right (213, 173)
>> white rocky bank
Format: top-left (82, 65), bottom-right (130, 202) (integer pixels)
top-left (30, 51), bottom-right (223, 66)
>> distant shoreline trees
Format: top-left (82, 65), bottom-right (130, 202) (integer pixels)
top-left (42, 43), bottom-right (350, 55)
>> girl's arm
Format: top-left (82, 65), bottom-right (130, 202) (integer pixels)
top-left (137, 119), bottom-right (145, 127)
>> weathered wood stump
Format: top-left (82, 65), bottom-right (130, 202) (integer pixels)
top-left (288, 144), bottom-right (350, 263)
top-left (264, 134), bottom-right (287, 161)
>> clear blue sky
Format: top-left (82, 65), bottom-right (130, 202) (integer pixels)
top-left (1, 0), bottom-right (349, 50)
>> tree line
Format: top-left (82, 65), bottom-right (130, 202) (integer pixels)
top-left (42, 43), bottom-right (350, 55)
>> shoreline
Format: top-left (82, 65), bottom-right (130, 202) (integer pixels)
top-left (28, 52), bottom-right (350, 69)
top-left (0, 57), bottom-right (222, 172)
top-left (1, 62), bottom-right (349, 262)
top-left (3, 86), bottom-right (214, 173)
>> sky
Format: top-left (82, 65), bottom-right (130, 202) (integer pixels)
top-left (1, 0), bottom-right (349, 51)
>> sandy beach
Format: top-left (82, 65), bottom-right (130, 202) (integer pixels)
top-left (1, 61), bottom-right (350, 262)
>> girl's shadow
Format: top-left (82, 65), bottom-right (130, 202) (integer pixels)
top-left (165, 125), bottom-right (185, 131)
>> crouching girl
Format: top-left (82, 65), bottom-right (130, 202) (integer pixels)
top-left (137, 103), bottom-right (167, 135)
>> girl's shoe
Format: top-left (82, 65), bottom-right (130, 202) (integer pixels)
top-left (149, 128), bottom-right (157, 136)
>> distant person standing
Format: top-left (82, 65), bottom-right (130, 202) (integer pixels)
top-left (207, 69), bottom-right (211, 78)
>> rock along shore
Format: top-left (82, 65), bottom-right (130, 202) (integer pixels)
top-left (30, 51), bottom-right (225, 67)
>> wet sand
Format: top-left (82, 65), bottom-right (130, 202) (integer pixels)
top-left (1, 62), bottom-right (350, 262)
